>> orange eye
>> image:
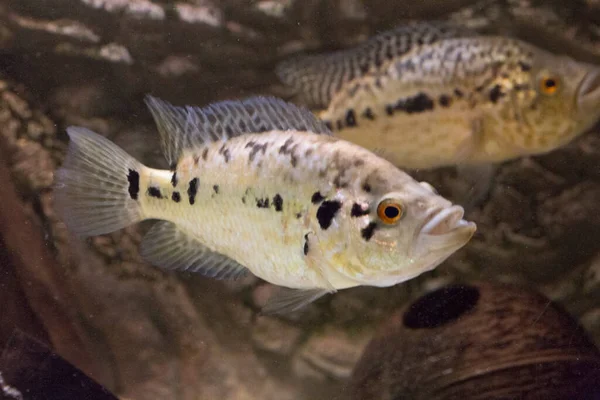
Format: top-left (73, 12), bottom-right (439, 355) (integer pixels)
top-left (540, 76), bottom-right (559, 95)
top-left (377, 200), bottom-right (403, 224)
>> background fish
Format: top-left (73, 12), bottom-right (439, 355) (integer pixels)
top-left (53, 96), bottom-right (475, 314)
top-left (276, 20), bottom-right (474, 110)
top-left (277, 29), bottom-right (600, 170)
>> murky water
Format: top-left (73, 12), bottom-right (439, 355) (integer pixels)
top-left (1, 1), bottom-right (600, 399)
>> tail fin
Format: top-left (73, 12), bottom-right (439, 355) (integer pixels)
top-left (53, 127), bottom-right (144, 237)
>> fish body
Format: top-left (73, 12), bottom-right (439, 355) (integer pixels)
top-left (276, 20), bottom-right (474, 110)
top-left (54, 96), bottom-right (475, 313)
top-left (278, 29), bottom-right (600, 170)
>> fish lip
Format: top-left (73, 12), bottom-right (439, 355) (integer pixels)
top-left (419, 205), bottom-right (465, 236)
top-left (413, 205), bottom-right (477, 255)
top-left (577, 69), bottom-right (600, 108)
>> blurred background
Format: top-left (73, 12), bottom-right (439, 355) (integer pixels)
top-left (1, 0), bottom-right (600, 399)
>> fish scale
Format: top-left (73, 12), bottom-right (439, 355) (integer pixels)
top-left (54, 95), bottom-right (476, 314)
top-left (276, 21), bottom-right (474, 109)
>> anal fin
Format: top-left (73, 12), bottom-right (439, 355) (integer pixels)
top-left (140, 221), bottom-right (248, 280)
top-left (261, 288), bottom-right (331, 315)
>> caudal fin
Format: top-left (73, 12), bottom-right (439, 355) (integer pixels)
top-left (53, 127), bottom-right (144, 237)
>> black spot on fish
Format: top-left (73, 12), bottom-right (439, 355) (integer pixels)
top-left (171, 172), bottom-right (178, 187)
top-left (362, 108), bottom-right (375, 120)
top-left (514, 83), bottom-right (530, 91)
top-left (213, 185), bottom-right (219, 194)
top-left (219, 144), bottom-right (231, 163)
top-left (279, 138), bottom-right (294, 154)
top-left (147, 187), bottom-right (163, 199)
top-left (518, 61), bottom-right (532, 72)
top-left (246, 140), bottom-right (268, 163)
top-left (172, 192), bottom-right (181, 202)
top-left (360, 63), bottom-right (369, 74)
top-left (345, 109), bottom-right (357, 127)
top-left (333, 174), bottom-right (348, 189)
top-left (296, 212), bottom-right (302, 219)
top-left (303, 233), bottom-right (309, 255)
top-left (202, 148), bottom-right (209, 161)
top-left (336, 120), bottom-right (344, 130)
top-left (127, 169), bottom-right (140, 200)
top-left (273, 194), bottom-right (283, 211)
top-left (385, 105), bottom-right (394, 116)
top-left (324, 120), bottom-right (333, 131)
top-left (394, 93), bottom-right (435, 114)
top-left (489, 84), bottom-right (504, 103)
top-left (439, 94), bottom-right (452, 107)
top-left (361, 222), bottom-right (377, 241)
top-left (188, 178), bottom-right (198, 205)
top-left (316, 200), bottom-right (342, 230)
top-left (256, 197), bottom-right (269, 208)
top-left (279, 137), bottom-right (299, 168)
top-left (351, 203), bottom-right (370, 217)
top-left (362, 182), bottom-right (371, 193)
top-left (311, 192), bottom-right (325, 204)
top-left (454, 89), bottom-right (464, 98)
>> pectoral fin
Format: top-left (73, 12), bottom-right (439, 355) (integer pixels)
top-left (261, 288), bottom-right (331, 315)
top-left (454, 163), bottom-right (497, 212)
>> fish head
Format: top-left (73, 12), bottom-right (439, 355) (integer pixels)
top-left (340, 179), bottom-right (476, 287)
top-left (496, 48), bottom-right (600, 155)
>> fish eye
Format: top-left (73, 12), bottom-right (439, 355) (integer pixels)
top-left (377, 199), bottom-right (404, 225)
top-left (540, 76), bottom-right (559, 95)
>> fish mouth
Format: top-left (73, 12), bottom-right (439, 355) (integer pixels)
top-left (577, 68), bottom-right (600, 107)
top-left (415, 206), bottom-right (477, 254)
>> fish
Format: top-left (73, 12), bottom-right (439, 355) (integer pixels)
top-left (53, 95), bottom-right (476, 314)
top-left (276, 20), bottom-right (474, 110)
top-left (277, 30), bottom-right (600, 170)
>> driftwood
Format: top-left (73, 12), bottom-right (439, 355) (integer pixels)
top-left (1, 1), bottom-right (600, 399)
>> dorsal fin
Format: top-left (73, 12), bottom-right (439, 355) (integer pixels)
top-left (276, 20), bottom-right (474, 108)
top-left (144, 95), bottom-right (331, 167)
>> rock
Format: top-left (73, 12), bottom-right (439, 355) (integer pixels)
top-left (294, 326), bottom-right (372, 381)
top-left (251, 316), bottom-right (302, 356)
top-left (350, 282), bottom-right (600, 400)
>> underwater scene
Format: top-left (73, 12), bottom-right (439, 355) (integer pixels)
top-left (1, 0), bottom-right (600, 399)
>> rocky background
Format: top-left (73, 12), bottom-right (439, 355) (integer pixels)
top-left (1, 0), bottom-right (600, 399)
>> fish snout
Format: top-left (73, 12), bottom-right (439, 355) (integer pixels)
top-left (413, 205), bottom-right (476, 256)
top-left (577, 68), bottom-right (600, 108)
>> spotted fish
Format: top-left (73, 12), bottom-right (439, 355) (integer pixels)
top-left (276, 20), bottom-right (474, 110)
top-left (277, 28), bottom-right (600, 170)
top-left (53, 96), bottom-right (476, 314)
